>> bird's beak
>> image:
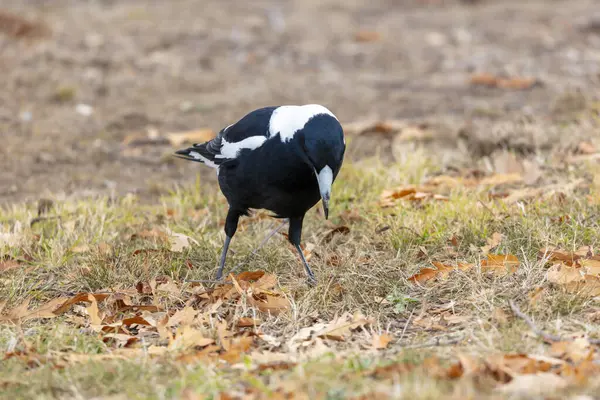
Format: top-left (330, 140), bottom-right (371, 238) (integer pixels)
top-left (316, 166), bottom-right (333, 220)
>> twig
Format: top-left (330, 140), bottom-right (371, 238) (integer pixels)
top-left (399, 309), bottom-right (414, 342)
top-left (509, 300), bottom-right (600, 345)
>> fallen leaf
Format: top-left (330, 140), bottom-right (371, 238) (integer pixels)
top-left (372, 333), bottom-right (393, 349)
top-left (539, 248), bottom-right (580, 266)
top-left (0, 11), bottom-right (50, 39)
top-left (380, 186), bottom-right (448, 207)
top-left (470, 73), bottom-right (538, 90)
top-left (354, 31), bottom-right (381, 42)
top-left (565, 275), bottom-right (600, 297)
top-left (577, 141), bottom-right (597, 155)
top-left (169, 325), bottom-right (215, 351)
top-left (481, 232), bottom-right (504, 255)
top-left (234, 271), bottom-right (265, 282)
top-left (220, 336), bottom-right (255, 364)
top-left (408, 262), bottom-right (472, 284)
top-left (408, 262), bottom-right (454, 284)
top-left (249, 292), bottom-right (290, 315)
top-left (167, 230), bottom-right (199, 252)
top-left (547, 263), bottom-right (584, 284)
top-left (550, 338), bottom-right (594, 363)
top-left (481, 254), bottom-right (520, 275)
top-left (323, 226), bottom-right (350, 243)
top-left (236, 317), bottom-right (260, 328)
top-left (0, 257), bottom-right (21, 272)
top-left (315, 311), bottom-right (370, 342)
top-left (86, 294), bottom-right (103, 325)
top-left (166, 306), bottom-right (198, 327)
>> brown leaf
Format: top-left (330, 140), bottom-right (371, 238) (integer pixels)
top-left (0, 257), bottom-right (22, 272)
top-left (316, 311), bottom-right (370, 341)
top-left (167, 230), bottom-right (199, 252)
top-left (380, 186), bottom-right (448, 207)
top-left (408, 261), bottom-right (471, 284)
top-left (323, 226), bottom-right (350, 243)
top-left (236, 317), bottom-right (260, 328)
top-left (565, 275), bottom-right (600, 297)
top-left (550, 338), bottom-right (594, 363)
top-left (547, 263), bottom-right (584, 285)
top-left (169, 325), bottom-right (215, 351)
top-left (103, 333), bottom-right (138, 348)
top-left (481, 254), bottom-right (519, 275)
top-left (234, 271), bottom-right (265, 282)
top-left (408, 264), bottom-right (452, 284)
top-left (166, 306), bottom-right (198, 327)
top-left (539, 247), bottom-right (580, 266)
top-left (121, 315), bottom-right (152, 327)
top-left (470, 73), bottom-right (538, 90)
top-left (219, 336), bottom-right (255, 364)
top-left (249, 292), bottom-right (290, 315)
top-left (577, 141), bottom-right (597, 155)
top-left (372, 333), bottom-right (393, 350)
top-left (354, 31), bottom-right (381, 42)
top-left (136, 281), bottom-right (153, 295)
top-left (86, 294), bottom-right (103, 325)
top-left (251, 273), bottom-right (278, 291)
top-left (481, 232), bottom-right (504, 254)
top-left (0, 11), bottom-right (50, 39)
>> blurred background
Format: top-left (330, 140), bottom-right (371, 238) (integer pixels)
top-left (1, 0), bottom-right (599, 205)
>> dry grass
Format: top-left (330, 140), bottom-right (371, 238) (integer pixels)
top-left (3, 131), bottom-right (600, 398)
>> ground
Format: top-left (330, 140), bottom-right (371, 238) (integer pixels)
top-left (2, 0), bottom-right (600, 399)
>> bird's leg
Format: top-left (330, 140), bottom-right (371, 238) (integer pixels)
top-left (288, 216), bottom-right (316, 285)
top-left (216, 209), bottom-right (240, 281)
top-left (216, 235), bottom-right (231, 281)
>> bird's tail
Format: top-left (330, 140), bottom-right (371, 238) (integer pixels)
top-left (174, 144), bottom-right (219, 169)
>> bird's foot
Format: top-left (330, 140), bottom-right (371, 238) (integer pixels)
top-left (306, 273), bottom-right (317, 287)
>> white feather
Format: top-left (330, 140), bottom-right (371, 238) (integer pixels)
top-left (269, 104), bottom-right (337, 143)
top-left (188, 151), bottom-right (218, 169)
top-left (216, 136), bottom-right (268, 159)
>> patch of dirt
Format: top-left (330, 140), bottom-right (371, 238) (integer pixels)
top-left (1, 0), bottom-right (599, 205)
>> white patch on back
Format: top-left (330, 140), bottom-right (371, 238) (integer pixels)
top-left (269, 104), bottom-right (338, 143)
top-left (216, 136), bottom-right (267, 159)
top-left (189, 151), bottom-right (218, 169)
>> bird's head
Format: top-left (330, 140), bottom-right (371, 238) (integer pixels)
top-left (297, 115), bottom-right (345, 219)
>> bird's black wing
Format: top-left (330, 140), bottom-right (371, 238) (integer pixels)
top-left (174, 106), bottom-right (277, 168)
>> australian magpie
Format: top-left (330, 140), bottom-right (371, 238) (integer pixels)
top-left (175, 104), bottom-right (345, 284)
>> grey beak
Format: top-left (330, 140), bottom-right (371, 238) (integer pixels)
top-left (317, 166), bottom-right (333, 220)
top-left (322, 196), bottom-right (329, 220)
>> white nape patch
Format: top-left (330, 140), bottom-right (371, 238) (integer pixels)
top-left (216, 136), bottom-right (267, 159)
top-left (269, 104), bottom-right (337, 143)
top-left (188, 151), bottom-right (218, 169)
top-left (317, 165), bottom-right (333, 198)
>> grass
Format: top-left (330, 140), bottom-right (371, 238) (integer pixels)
top-left (2, 144), bottom-right (600, 399)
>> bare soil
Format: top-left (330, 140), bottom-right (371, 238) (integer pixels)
top-left (1, 0), bottom-right (599, 205)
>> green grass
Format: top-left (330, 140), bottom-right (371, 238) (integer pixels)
top-left (2, 150), bottom-right (600, 399)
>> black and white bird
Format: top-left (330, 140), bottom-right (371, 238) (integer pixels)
top-left (175, 104), bottom-right (345, 284)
